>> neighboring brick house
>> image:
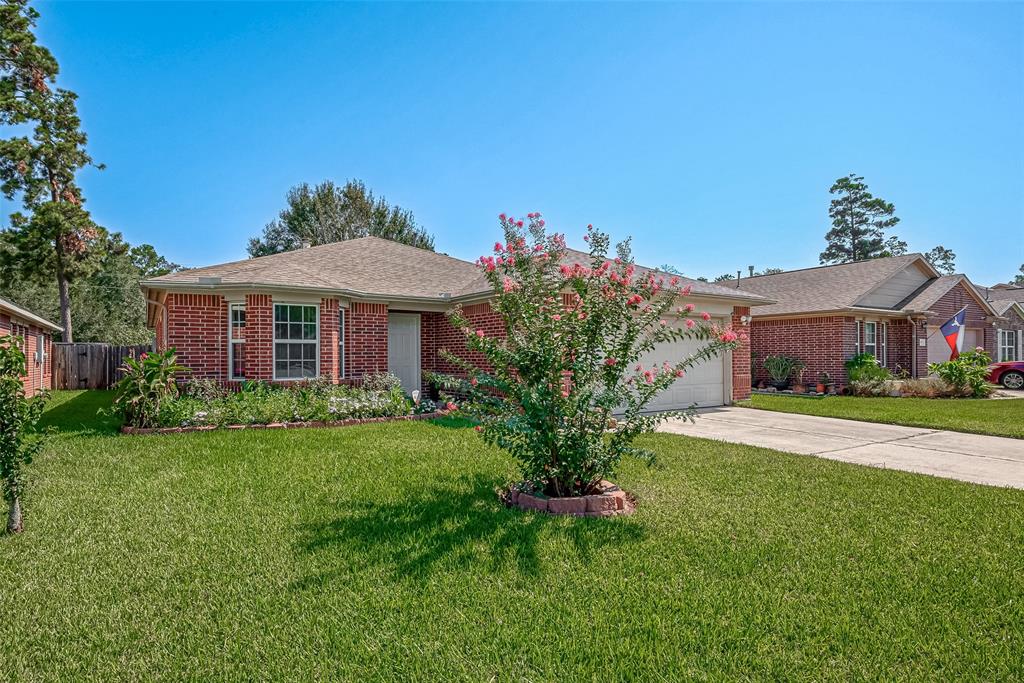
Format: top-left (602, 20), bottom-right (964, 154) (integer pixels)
top-left (0, 296), bottom-right (60, 397)
top-left (980, 284), bottom-right (1024, 362)
top-left (142, 237), bottom-right (769, 408)
top-left (719, 254), bottom-right (1006, 387)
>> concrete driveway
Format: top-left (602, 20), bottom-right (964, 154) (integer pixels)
top-left (658, 407), bottom-right (1024, 489)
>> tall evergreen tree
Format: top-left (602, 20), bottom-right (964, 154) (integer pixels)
top-left (819, 174), bottom-right (902, 264)
top-left (248, 180), bottom-right (434, 257)
top-left (0, 0), bottom-right (104, 341)
top-left (925, 245), bottom-right (957, 275)
top-left (1012, 265), bottom-right (1024, 286)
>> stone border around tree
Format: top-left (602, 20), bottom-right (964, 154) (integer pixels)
top-left (120, 411), bottom-right (449, 435)
top-left (501, 480), bottom-right (636, 517)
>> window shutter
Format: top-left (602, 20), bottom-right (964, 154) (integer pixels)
top-left (881, 323), bottom-right (887, 366)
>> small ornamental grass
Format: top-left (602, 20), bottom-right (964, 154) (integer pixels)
top-left (433, 213), bottom-right (741, 498)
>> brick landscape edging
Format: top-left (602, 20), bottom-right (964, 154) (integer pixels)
top-left (502, 480), bottom-right (636, 517)
top-left (120, 411), bottom-right (449, 435)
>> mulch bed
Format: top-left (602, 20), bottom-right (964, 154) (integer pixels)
top-left (121, 411), bottom-right (448, 435)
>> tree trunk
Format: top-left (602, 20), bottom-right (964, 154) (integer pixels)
top-left (7, 495), bottom-right (23, 534)
top-left (55, 253), bottom-right (73, 343)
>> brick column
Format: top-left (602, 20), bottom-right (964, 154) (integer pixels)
top-left (246, 293), bottom-right (274, 381)
top-left (166, 293), bottom-right (228, 381)
top-left (320, 298), bottom-right (340, 382)
top-left (731, 306), bottom-right (752, 401)
top-left (348, 302), bottom-right (389, 380)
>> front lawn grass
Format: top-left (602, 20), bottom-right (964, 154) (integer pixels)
top-left (742, 393), bottom-right (1024, 439)
top-left (3, 391), bottom-right (1022, 680)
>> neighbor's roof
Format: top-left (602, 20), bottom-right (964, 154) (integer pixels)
top-left (143, 236), bottom-right (771, 305)
top-left (719, 254), bottom-right (929, 316)
top-left (0, 296), bottom-right (62, 332)
top-left (560, 249), bottom-right (770, 305)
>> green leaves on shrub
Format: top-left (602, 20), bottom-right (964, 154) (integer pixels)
top-left (110, 349), bottom-right (187, 428)
top-left (0, 335), bottom-right (48, 533)
top-left (845, 353), bottom-right (891, 383)
top-left (928, 349), bottom-right (995, 398)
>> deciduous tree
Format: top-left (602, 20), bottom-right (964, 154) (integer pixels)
top-left (925, 245), bottom-right (957, 275)
top-left (247, 180), bottom-right (434, 256)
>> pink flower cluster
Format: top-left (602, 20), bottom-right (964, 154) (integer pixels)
top-left (627, 361), bottom-right (685, 385)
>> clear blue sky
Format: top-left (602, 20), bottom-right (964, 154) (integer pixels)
top-left (10, 1), bottom-right (1023, 284)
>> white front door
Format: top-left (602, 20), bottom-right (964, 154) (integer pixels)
top-left (387, 313), bottom-right (421, 394)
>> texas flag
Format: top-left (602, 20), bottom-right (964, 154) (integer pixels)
top-left (939, 306), bottom-right (968, 360)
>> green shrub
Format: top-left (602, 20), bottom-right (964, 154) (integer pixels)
top-left (845, 353), bottom-right (891, 382)
top-left (763, 355), bottom-right (804, 388)
top-left (0, 335), bottom-right (48, 533)
top-left (111, 349), bottom-right (188, 428)
top-left (928, 349), bottom-right (994, 398)
top-left (361, 372), bottom-right (403, 393)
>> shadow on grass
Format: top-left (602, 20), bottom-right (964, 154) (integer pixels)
top-left (38, 390), bottom-right (120, 436)
top-left (293, 473), bottom-right (645, 587)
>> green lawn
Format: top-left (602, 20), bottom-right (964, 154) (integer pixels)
top-left (3, 391), bottom-right (1022, 680)
top-left (742, 393), bottom-right (1024, 439)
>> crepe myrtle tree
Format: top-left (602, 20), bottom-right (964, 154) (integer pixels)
top-left (435, 213), bottom-right (742, 498)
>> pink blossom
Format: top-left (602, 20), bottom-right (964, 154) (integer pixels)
top-left (659, 319), bottom-right (667, 326)
top-left (494, 242), bottom-right (504, 252)
top-left (475, 329), bottom-right (485, 338)
top-left (605, 358), bottom-right (617, 366)
top-left (498, 213), bottom-right (506, 221)
top-left (583, 234), bottom-right (590, 242)
top-left (643, 371), bottom-right (654, 384)
top-left (720, 330), bottom-right (738, 343)
top-left (538, 219), bottom-right (545, 227)
top-left (675, 369), bottom-right (685, 378)
top-left (681, 285), bottom-right (692, 296)
top-left (685, 319), bottom-right (696, 329)
top-left (502, 277), bottom-right (517, 293)
top-left (470, 377), bottom-right (479, 386)
top-left (701, 311), bottom-right (711, 321)
top-left (516, 220), bottom-right (524, 228)
top-left (474, 425), bottom-right (483, 432)
top-left (577, 312), bottom-right (586, 320)
top-left (551, 314), bottom-right (562, 321)
top-left (561, 386), bottom-right (570, 398)
top-left (670, 276), bottom-right (680, 287)
top-left (560, 264), bottom-right (573, 277)
top-left (534, 244), bottom-right (544, 252)
top-left (685, 303), bottom-right (695, 312)
top-left (635, 363), bottom-right (643, 371)
top-left (627, 294), bottom-right (643, 307)
top-left (446, 402), bottom-right (457, 411)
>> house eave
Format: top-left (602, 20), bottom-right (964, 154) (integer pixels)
top-left (0, 298), bottom-right (63, 333)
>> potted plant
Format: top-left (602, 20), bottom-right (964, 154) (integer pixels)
top-left (791, 362), bottom-right (808, 393)
top-left (816, 371), bottom-right (831, 394)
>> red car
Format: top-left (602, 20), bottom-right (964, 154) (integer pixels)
top-left (989, 361), bottom-right (1024, 390)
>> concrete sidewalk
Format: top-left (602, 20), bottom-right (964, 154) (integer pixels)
top-left (658, 407), bottom-right (1024, 489)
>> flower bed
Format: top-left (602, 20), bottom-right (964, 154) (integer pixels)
top-left (121, 411), bottom-right (448, 435)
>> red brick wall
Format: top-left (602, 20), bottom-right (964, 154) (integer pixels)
top-left (420, 311), bottom-right (442, 391)
top-left (926, 281), bottom-right (995, 358)
top-left (164, 293), bottom-right (228, 380)
top-left (751, 316), bottom-right (854, 386)
top-left (731, 307), bottom-right (752, 400)
top-left (348, 302), bottom-right (389, 379)
top-left (434, 302), bottom-right (505, 376)
top-left (244, 294), bottom-right (273, 381)
top-left (1, 314), bottom-right (53, 397)
top-left (320, 298), bottom-right (340, 381)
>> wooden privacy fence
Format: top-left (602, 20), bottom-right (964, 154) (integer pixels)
top-left (53, 343), bottom-right (151, 390)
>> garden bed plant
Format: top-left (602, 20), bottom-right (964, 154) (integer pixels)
top-left (111, 353), bottom-right (436, 432)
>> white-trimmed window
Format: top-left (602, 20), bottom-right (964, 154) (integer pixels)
top-left (229, 303), bottom-right (247, 380)
top-left (999, 329), bottom-right (1018, 362)
top-left (338, 307), bottom-right (346, 379)
top-left (274, 303), bottom-right (318, 380)
top-left (858, 321), bottom-right (887, 366)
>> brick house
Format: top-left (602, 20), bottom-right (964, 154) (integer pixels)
top-left (981, 284), bottom-right (1024, 363)
top-left (142, 237), bottom-right (769, 408)
top-left (719, 254), bottom-right (1009, 387)
top-left (0, 296), bottom-right (60, 397)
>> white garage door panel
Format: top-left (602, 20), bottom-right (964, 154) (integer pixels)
top-left (638, 318), bottom-right (727, 410)
top-left (927, 326), bottom-right (980, 364)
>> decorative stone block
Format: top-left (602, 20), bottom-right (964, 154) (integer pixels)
top-left (548, 496), bottom-right (587, 515)
top-left (518, 493), bottom-right (548, 512)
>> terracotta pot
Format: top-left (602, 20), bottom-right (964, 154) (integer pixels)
top-left (816, 383), bottom-right (826, 393)
top-left (792, 384), bottom-right (806, 394)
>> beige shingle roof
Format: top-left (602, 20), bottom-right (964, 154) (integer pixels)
top-left (896, 274), bottom-right (964, 312)
top-left (145, 237), bottom-right (489, 300)
top-left (144, 237), bottom-right (771, 305)
top-left (722, 254), bottom-right (926, 316)
top-left (0, 296), bottom-right (62, 332)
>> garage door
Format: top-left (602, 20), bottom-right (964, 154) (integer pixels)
top-left (927, 325), bottom-right (981, 364)
top-left (637, 317), bottom-right (728, 410)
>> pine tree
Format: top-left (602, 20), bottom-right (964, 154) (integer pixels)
top-left (819, 174), bottom-right (902, 264)
top-left (925, 246), bottom-right (957, 275)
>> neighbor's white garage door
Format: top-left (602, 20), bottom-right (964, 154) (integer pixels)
top-left (927, 325), bottom-right (981, 364)
top-left (638, 317), bottom-right (728, 410)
